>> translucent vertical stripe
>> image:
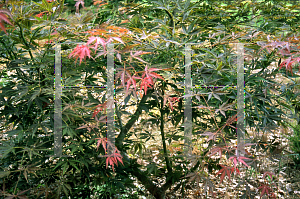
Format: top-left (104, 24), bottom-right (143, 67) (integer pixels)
top-left (236, 43), bottom-right (245, 156)
top-left (54, 43), bottom-right (62, 157)
top-left (184, 44), bottom-right (193, 157)
top-left (106, 43), bottom-right (115, 156)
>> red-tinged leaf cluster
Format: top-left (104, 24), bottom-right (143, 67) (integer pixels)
top-left (258, 183), bottom-right (276, 198)
top-left (216, 165), bottom-right (240, 184)
top-left (163, 96), bottom-right (180, 111)
top-left (76, 123), bottom-right (99, 133)
top-left (260, 40), bottom-right (290, 54)
top-left (279, 55), bottom-right (300, 75)
top-left (0, 4), bottom-right (13, 34)
top-left (96, 138), bottom-right (124, 172)
top-left (200, 131), bottom-right (218, 142)
top-left (115, 67), bottom-right (140, 93)
top-left (115, 65), bottom-right (164, 95)
top-left (36, 11), bottom-right (48, 18)
top-left (104, 150), bottom-right (124, 172)
top-left (82, 24), bottom-right (130, 38)
top-left (2, 188), bottom-right (31, 199)
top-left (229, 156), bottom-right (251, 169)
top-left (206, 146), bottom-right (227, 158)
top-left (92, 101), bottom-right (109, 118)
top-left (139, 66), bottom-right (164, 95)
top-left (96, 137), bottom-right (110, 152)
top-left (68, 44), bottom-right (91, 65)
top-left (69, 35), bottom-right (124, 65)
top-left (86, 36), bottom-right (106, 51)
top-left (258, 36), bottom-right (300, 75)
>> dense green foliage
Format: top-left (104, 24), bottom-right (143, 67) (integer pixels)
top-left (0, 0), bottom-right (300, 198)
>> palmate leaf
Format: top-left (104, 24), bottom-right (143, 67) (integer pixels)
top-left (92, 101), bottom-right (108, 118)
top-left (206, 146), bottom-right (226, 158)
top-left (216, 165), bottom-right (240, 184)
top-left (103, 149), bottom-right (124, 172)
top-left (163, 96), bottom-right (180, 111)
top-left (23, 163), bottom-right (40, 182)
top-left (279, 55), bottom-right (300, 75)
top-left (68, 44), bottom-right (91, 65)
top-left (87, 36), bottom-right (106, 50)
top-left (229, 156), bottom-right (251, 169)
top-left (115, 67), bottom-right (140, 94)
top-left (130, 51), bottom-right (152, 63)
top-left (207, 88), bottom-right (225, 102)
top-left (185, 171), bottom-right (202, 185)
top-left (139, 66), bottom-right (164, 95)
top-left (215, 100), bottom-right (235, 118)
top-left (215, 165), bottom-right (231, 183)
top-left (76, 123), bottom-right (99, 133)
top-left (3, 188), bottom-right (31, 199)
top-left (258, 183), bottom-right (274, 198)
top-left (96, 137), bottom-right (107, 152)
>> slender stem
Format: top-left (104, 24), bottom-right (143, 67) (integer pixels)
top-left (13, 151), bottom-right (25, 195)
top-left (160, 88), bottom-right (172, 174)
top-left (16, 22), bottom-right (33, 60)
top-left (116, 88), bottom-right (153, 151)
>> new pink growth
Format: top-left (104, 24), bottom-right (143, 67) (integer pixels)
top-left (96, 138), bottom-right (124, 172)
top-left (68, 44), bottom-right (91, 65)
top-left (87, 36), bottom-right (107, 50)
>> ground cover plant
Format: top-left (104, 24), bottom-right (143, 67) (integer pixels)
top-left (0, 0), bottom-right (300, 198)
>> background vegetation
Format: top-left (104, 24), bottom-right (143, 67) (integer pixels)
top-left (0, 0), bottom-right (300, 198)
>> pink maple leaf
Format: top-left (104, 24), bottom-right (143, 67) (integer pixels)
top-left (115, 67), bottom-right (141, 94)
top-left (206, 146), bottom-right (226, 158)
top-left (139, 77), bottom-right (153, 95)
top-left (103, 148), bottom-right (124, 172)
top-left (92, 101), bottom-right (107, 118)
top-left (95, 138), bottom-right (124, 172)
top-left (74, 0), bottom-right (85, 13)
top-left (68, 44), bottom-right (91, 65)
top-left (142, 66), bottom-right (163, 79)
top-left (229, 156), bottom-right (251, 169)
top-left (96, 137), bottom-right (107, 152)
top-left (164, 96), bottom-right (180, 111)
top-left (279, 55), bottom-right (300, 75)
top-left (107, 37), bottom-right (124, 44)
top-left (87, 36), bottom-right (106, 51)
top-left (130, 51), bottom-right (152, 63)
top-left (138, 66), bottom-right (164, 95)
